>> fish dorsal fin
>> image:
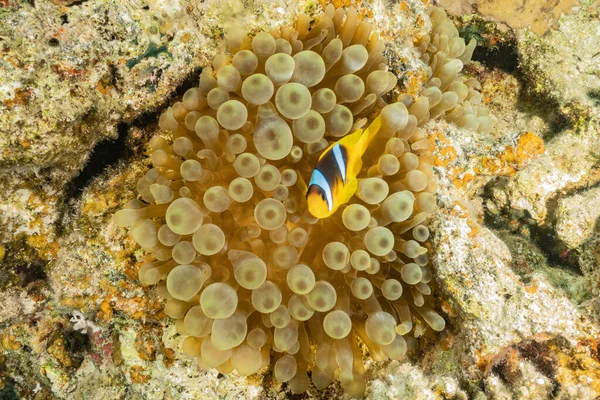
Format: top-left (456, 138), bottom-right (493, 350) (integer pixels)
top-left (336, 127), bottom-right (364, 151)
top-left (317, 127), bottom-right (363, 163)
top-left (318, 116), bottom-right (382, 164)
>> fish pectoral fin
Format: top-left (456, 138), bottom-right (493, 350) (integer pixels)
top-left (337, 178), bottom-right (358, 207)
top-left (296, 171), bottom-right (308, 195)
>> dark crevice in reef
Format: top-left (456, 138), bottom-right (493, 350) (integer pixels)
top-left (0, 240), bottom-right (49, 292)
top-left (454, 14), bottom-right (519, 74)
top-left (67, 123), bottom-right (130, 203)
top-left (588, 89), bottom-right (600, 107)
top-left (55, 67), bottom-right (202, 235)
top-left (481, 179), bottom-right (583, 274)
top-left (174, 67), bottom-right (204, 100)
top-left (479, 39), bottom-right (572, 137)
top-left (487, 44), bottom-right (572, 139)
top-left (0, 381), bottom-right (19, 400)
top-left (511, 53), bottom-right (572, 139)
top-left (529, 220), bottom-right (581, 273)
top-left (483, 165), bottom-right (600, 275)
top-left (471, 38), bottom-right (519, 74)
top-left (129, 67), bottom-right (203, 130)
top-left (64, 329), bottom-right (92, 368)
top-left (456, 17), bottom-right (572, 139)
top-left (458, 19), bottom-right (577, 269)
top-left (14, 258), bottom-right (49, 287)
top-left (486, 339), bottom-right (561, 397)
top-left (63, 0), bottom-right (90, 7)
top-left (515, 88), bottom-right (573, 140)
top-left (55, 121), bottom-right (130, 235)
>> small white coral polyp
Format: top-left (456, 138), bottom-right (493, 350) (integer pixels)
top-left (114, 5), bottom-right (482, 396)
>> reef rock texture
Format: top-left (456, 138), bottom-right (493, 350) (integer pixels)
top-left (439, 0), bottom-right (587, 34)
top-left (1, 0), bottom-right (600, 399)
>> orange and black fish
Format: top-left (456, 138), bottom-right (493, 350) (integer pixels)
top-left (305, 116), bottom-right (382, 219)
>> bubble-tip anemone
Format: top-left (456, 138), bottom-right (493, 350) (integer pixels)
top-left (113, 3), bottom-right (489, 397)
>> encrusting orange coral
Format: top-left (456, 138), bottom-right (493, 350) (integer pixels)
top-left (114, 3), bottom-right (487, 396)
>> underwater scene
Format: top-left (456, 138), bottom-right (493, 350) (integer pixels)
top-left (0, 0), bottom-right (599, 399)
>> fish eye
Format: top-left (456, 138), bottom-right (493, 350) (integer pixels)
top-left (307, 185), bottom-right (319, 197)
top-left (312, 186), bottom-right (326, 202)
top-left (308, 185), bottom-right (327, 204)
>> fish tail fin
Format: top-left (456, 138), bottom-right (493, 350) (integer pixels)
top-left (347, 115), bottom-right (383, 178)
top-left (357, 115), bottom-right (382, 152)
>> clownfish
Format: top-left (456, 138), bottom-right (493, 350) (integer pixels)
top-left (305, 116), bottom-right (382, 219)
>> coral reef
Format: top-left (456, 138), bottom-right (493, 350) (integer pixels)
top-left (0, 0), bottom-right (208, 173)
top-left (1, 0), bottom-right (599, 399)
